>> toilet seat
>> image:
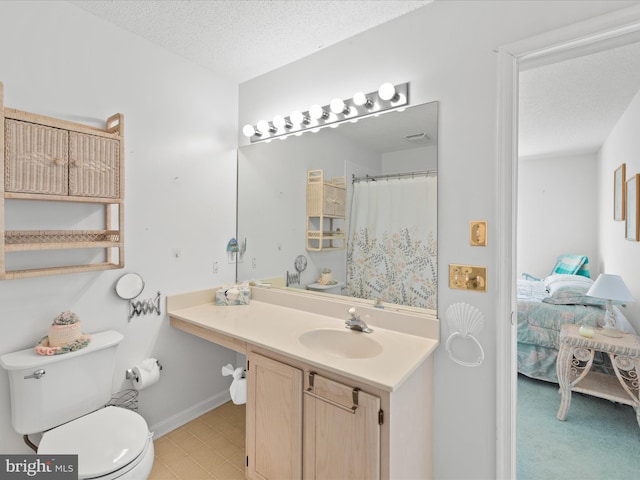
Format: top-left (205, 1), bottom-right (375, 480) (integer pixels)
top-left (38, 406), bottom-right (152, 479)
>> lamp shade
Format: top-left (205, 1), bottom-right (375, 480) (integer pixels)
top-left (586, 274), bottom-right (635, 303)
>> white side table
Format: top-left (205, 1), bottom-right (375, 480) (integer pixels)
top-left (556, 323), bottom-right (640, 426)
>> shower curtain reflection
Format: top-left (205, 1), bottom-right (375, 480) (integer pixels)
top-left (347, 175), bottom-right (437, 309)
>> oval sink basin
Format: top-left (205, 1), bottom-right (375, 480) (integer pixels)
top-left (298, 328), bottom-right (383, 359)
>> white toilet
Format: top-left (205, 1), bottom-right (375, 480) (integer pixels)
top-left (0, 330), bottom-right (154, 480)
top-left (307, 281), bottom-right (344, 295)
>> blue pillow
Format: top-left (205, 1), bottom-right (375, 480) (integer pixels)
top-left (551, 254), bottom-right (587, 276)
top-left (575, 257), bottom-right (590, 278)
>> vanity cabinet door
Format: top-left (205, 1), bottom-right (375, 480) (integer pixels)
top-left (303, 373), bottom-right (381, 480)
top-left (247, 352), bottom-right (303, 480)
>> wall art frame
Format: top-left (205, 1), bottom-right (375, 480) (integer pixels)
top-left (614, 163), bottom-right (626, 221)
top-left (625, 174), bottom-right (639, 241)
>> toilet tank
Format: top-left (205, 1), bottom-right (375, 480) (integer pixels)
top-left (0, 330), bottom-right (123, 435)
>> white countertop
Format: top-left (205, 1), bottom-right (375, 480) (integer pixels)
top-left (168, 288), bottom-right (439, 392)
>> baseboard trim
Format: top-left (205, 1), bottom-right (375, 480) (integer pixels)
top-left (149, 391), bottom-right (232, 439)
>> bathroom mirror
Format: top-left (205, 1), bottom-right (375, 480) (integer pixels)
top-left (237, 101), bottom-right (438, 311)
top-left (115, 273), bottom-right (145, 300)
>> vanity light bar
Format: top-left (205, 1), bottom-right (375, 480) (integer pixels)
top-left (242, 82), bottom-right (409, 143)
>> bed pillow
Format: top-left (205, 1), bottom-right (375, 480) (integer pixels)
top-left (542, 283), bottom-right (607, 306)
top-left (550, 254), bottom-right (588, 276)
top-left (543, 274), bottom-right (594, 288)
top-left (575, 257), bottom-right (591, 278)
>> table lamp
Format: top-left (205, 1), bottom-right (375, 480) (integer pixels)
top-left (586, 274), bottom-right (635, 337)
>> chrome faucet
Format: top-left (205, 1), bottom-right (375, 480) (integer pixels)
top-left (345, 307), bottom-right (373, 333)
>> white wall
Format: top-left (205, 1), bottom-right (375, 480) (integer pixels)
top-left (599, 87), bottom-right (640, 333)
top-left (0, 0), bottom-right (238, 452)
top-left (238, 1), bottom-right (638, 478)
top-left (517, 152), bottom-right (599, 279)
top-left (381, 145), bottom-right (436, 174)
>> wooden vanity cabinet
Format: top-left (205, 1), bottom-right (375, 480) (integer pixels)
top-left (246, 348), bottom-right (383, 480)
top-left (168, 305), bottom-right (435, 480)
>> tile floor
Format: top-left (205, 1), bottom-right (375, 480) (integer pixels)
top-left (149, 401), bottom-right (246, 480)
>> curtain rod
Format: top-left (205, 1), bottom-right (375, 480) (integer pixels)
top-left (351, 170), bottom-right (437, 183)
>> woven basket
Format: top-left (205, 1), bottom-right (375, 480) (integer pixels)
top-left (48, 322), bottom-right (82, 347)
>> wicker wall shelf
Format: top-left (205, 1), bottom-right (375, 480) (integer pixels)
top-left (5, 192), bottom-right (123, 204)
top-left (5, 263), bottom-right (122, 281)
top-left (306, 169), bottom-right (346, 251)
top-left (5, 230), bottom-right (120, 251)
top-left (1, 81), bottom-right (125, 279)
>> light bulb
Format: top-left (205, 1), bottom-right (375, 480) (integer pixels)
top-left (330, 98), bottom-right (350, 115)
top-left (378, 83), bottom-right (397, 101)
top-left (242, 124), bottom-right (256, 137)
top-left (353, 92), bottom-right (372, 108)
top-left (256, 120), bottom-right (272, 134)
top-left (309, 104), bottom-right (327, 120)
top-left (290, 110), bottom-right (306, 126)
top-left (273, 115), bottom-right (291, 130)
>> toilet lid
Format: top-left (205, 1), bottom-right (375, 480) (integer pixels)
top-left (38, 406), bottom-right (149, 479)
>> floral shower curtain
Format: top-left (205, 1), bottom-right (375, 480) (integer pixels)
top-left (346, 175), bottom-right (437, 309)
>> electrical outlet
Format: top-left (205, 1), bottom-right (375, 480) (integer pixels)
top-left (470, 221), bottom-right (487, 246)
top-left (213, 261), bottom-right (219, 274)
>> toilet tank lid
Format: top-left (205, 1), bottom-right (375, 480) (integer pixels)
top-left (0, 330), bottom-right (123, 371)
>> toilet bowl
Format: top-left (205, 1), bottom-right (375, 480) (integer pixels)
top-left (38, 407), bottom-right (154, 479)
top-left (0, 331), bottom-right (154, 480)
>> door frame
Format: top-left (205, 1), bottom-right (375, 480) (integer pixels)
top-left (495, 6), bottom-right (640, 478)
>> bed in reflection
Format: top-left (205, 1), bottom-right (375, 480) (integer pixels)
top-left (517, 271), bottom-right (636, 384)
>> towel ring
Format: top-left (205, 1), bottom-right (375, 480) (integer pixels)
top-left (445, 331), bottom-right (485, 367)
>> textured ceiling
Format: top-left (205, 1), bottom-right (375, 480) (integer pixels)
top-left (519, 40), bottom-right (640, 158)
top-left (68, 0), bottom-right (431, 83)
top-left (67, 1), bottom-right (640, 157)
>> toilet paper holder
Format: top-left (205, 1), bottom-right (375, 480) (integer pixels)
top-left (125, 360), bottom-right (163, 382)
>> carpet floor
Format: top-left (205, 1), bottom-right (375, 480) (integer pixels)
top-left (517, 374), bottom-right (640, 479)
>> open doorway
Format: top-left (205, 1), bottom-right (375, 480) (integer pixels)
top-left (496, 7), bottom-right (640, 478)
top-left (516, 39), bottom-right (640, 478)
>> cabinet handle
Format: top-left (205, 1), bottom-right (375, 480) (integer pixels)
top-left (53, 158), bottom-right (65, 166)
top-left (304, 387), bottom-right (359, 414)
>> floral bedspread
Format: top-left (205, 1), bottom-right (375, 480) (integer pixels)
top-left (517, 279), bottom-right (606, 383)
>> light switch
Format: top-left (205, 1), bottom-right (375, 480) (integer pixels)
top-left (449, 264), bottom-right (487, 292)
top-left (470, 221), bottom-right (487, 246)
